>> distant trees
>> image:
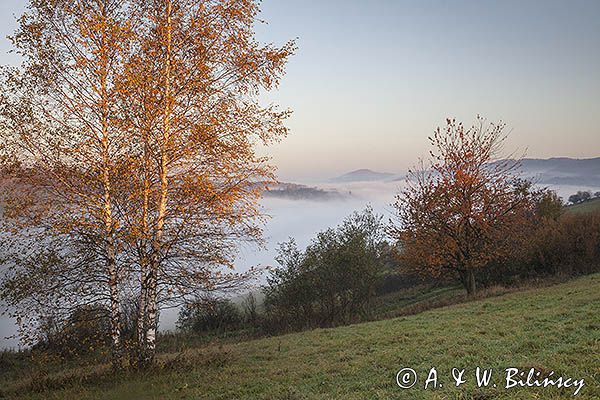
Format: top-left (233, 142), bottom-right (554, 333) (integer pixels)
top-left (0, 0), bottom-right (294, 370)
top-left (568, 191), bottom-right (594, 204)
top-left (391, 117), bottom-right (535, 295)
top-left (264, 207), bottom-right (386, 329)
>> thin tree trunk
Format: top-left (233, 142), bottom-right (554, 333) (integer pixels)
top-left (136, 256), bottom-right (148, 368)
top-left (142, 0), bottom-right (173, 367)
top-left (136, 127), bottom-right (152, 368)
top-left (466, 270), bottom-right (476, 296)
top-left (99, 1), bottom-right (121, 370)
top-left (107, 241), bottom-right (121, 371)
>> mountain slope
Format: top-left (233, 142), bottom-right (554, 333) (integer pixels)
top-left (10, 274), bottom-right (600, 399)
top-left (516, 157), bottom-right (600, 186)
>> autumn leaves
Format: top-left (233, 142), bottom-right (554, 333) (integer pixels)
top-left (0, 0), bottom-right (294, 370)
top-left (391, 117), bottom-right (535, 295)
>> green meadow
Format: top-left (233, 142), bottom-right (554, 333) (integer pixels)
top-left (3, 274), bottom-right (598, 400)
top-left (566, 198), bottom-right (600, 214)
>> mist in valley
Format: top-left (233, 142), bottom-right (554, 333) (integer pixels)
top-left (2, 176), bottom-right (599, 349)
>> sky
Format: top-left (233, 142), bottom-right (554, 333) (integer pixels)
top-left (1, 1), bottom-right (599, 181)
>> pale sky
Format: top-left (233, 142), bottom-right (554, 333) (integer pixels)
top-left (2, 0), bottom-right (599, 181)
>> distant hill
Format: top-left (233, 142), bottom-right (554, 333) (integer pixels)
top-left (262, 182), bottom-right (345, 201)
top-left (330, 169), bottom-right (396, 183)
top-left (515, 157), bottom-right (600, 186)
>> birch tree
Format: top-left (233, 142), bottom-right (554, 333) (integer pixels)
top-left (0, 0), bottom-right (133, 369)
top-left (1, 0), bottom-right (294, 370)
top-left (121, 0), bottom-right (295, 366)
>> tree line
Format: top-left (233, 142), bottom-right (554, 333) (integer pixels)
top-left (568, 190), bottom-right (600, 205)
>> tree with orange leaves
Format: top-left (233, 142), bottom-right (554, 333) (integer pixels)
top-left (0, 0), bottom-right (134, 370)
top-left (117, 0), bottom-right (295, 367)
top-left (0, 0), bottom-right (294, 370)
top-left (391, 117), bottom-right (534, 295)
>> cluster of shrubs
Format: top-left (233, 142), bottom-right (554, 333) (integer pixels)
top-left (177, 297), bottom-right (244, 334)
top-left (480, 190), bottom-right (600, 285)
top-left (176, 207), bottom-right (394, 335)
top-left (262, 207), bottom-right (387, 331)
top-left (30, 297), bottom-right (147, 363)
top-left (33, 306), bottom-right (111, 359)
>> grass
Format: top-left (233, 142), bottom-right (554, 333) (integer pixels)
top-left (369, 284), bottom-right (466, 320)
top-left (2, 273), bottom-right (598, 399)
top-left (565, 197), bottom-right (600, 214)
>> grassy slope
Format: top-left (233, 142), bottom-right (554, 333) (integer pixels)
top-left (566, 198), bottom-right (600, 214)
top-left (7, 274), bottom-right (600, 400)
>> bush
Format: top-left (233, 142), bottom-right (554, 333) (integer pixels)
top-left (177, 298), bottom-right (242, 334)
top-left (33, 305), bottom-right (111, 359)
top-left (479, 209), bottom-right (600, 286)
top-left (525, 211), bottom-right (600, 276)
top-left (263, 207), bottom-right (387, 331)
top-left (242, 293), bottom-right (259, 324)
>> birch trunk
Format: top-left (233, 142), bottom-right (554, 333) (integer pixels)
top-left (99, 0), bottom-right (121, 370)
top-left (142, 0), bottom-right (173, 367)
top-left (134, 122), bottom-right (153, 368)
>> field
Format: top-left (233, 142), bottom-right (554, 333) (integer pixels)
top-left (2, 274), bottom-right (598, 400)
top-left (565, 198), bottom-right (600, 214)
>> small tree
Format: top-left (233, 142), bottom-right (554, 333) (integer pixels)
top-left (391, 117), bottom-right (534, 295)
top-left (242, 293), bottom-right (259, 325)
top-left (534, 189), bottom-right (563, 221)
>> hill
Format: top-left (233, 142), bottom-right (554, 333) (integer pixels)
top-left (334, 157), bottom-right (600, 186)
top-left (5, 274), bottom-right (599, 399)
top-left (515, 157), bottom-right (600, 186)
top-left (330, 169), bottom-right (396, 183)
top-left (262, 182), bottom-right (346, 201)
top-left (565, 197), bottom-right (600, 214)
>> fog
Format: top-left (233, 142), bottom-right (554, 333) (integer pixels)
top-left (158, 180), bottom-right (404, 332)
top-left (2, 181), bottom-right (599, 349)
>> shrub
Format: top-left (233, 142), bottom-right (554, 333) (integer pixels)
top-left (33, 305), bottom-right (110, 359)
top-left (263, 207), bottom-right (387, 330)
top-left (525, 211), bottom-right (600, 276)
top-left (177, 298), bottom-right (242, 334)
top-left (479, 209), bottom-right (600, 286)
